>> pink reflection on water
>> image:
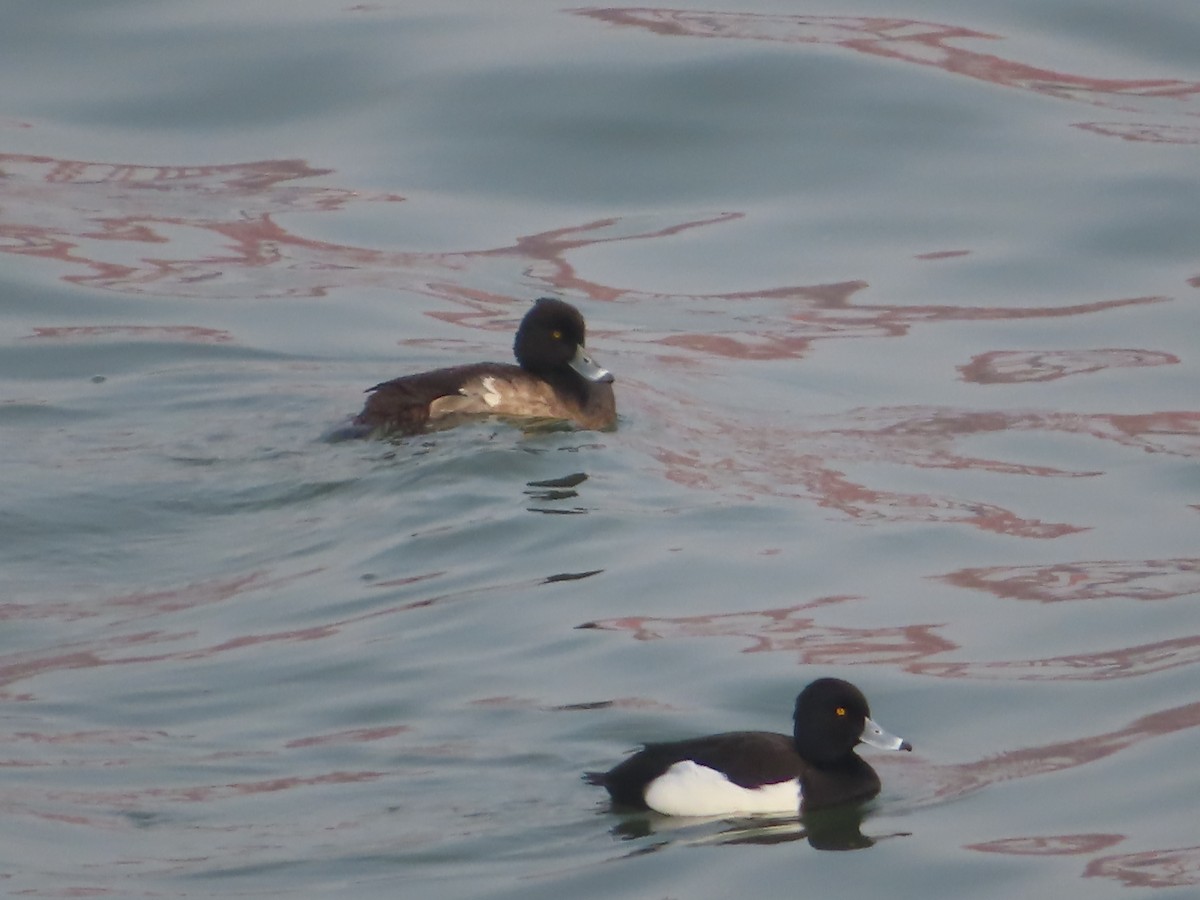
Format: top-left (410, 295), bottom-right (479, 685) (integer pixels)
top-left (0, 569), bottom-right (324, 701)
top-left (0, 24), bottom-right (1191, 888)
top-left (0, 151), bottom-right (1176, 358)
top-left (967, 833), bottom-right (1124, 855)
top-left (0, 564), bottom-right (592, 705)
top-left (640, 288), bottom-right (1165, 363)
top-left (576, 9), bottom-right (1200, 140)
top-left (0, 96), bottom-right (1192, 555)
top-left (964, 829), bottom-right (1200, 890)
top-left (587, 611), bottom-right (1197, 680)
top-left (6, 729), bottom-right (167, 746)
top-left (922, 699), bottom-right (1200, 802)
top-left (911, 635), bottom-right (1200, 681)
top-left (0, 155), bottom-right (394, 295)
top-left (958, 810), bottom-right (1200, 887)
top-left (584, 584), bottom-right (1200, 683)
top-left (756, 698), bottom-right (1199, 867)
top-left (959, 349), bottom-right (1178, 384)
top-left (1075, 122), bottom-right (1200, 144)
top-left (941, 557), bottom-right (1200, 603)
top-left (581, 598), bottom-right (957, 667)
top-left (47, 770), bottom-right (386, 807)
top-left (630, 403), bottom-right (1198, 538)
top-left (4, 148), bottom-right (1191, 545)
top-left (0, 570), bottom-right (320, 632)
top-left (1085, 844), bottom-right (1200, 888)
top-left (25, 325), bottom-right (236, 343)
top-left (0, 152), bottom-right (743, 304)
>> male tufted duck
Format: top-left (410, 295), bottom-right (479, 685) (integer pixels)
top-left (353, 298), bottom-right (616, 435)
top-left (585, 678), bottom-right (911, 817)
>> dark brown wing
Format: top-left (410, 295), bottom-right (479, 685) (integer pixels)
top-left (353, 363), bottom-right (516, 434)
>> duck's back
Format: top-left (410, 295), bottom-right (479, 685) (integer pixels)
top-left (589, 731), bottom-right (802, 807)
top-left (354, 363), bottom-right (512, 434)
top-left (355, 362), bottom-right (615, 434)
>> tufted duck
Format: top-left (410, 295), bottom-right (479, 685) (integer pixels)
top-left (353, 298), bottom-right (616, 435)
top-left (585, 678), bottom-right (911, 817)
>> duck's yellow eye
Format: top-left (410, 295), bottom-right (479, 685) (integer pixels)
top-left (551, 329), bottom-right (563, 340)
top-left (835, 707), bottom-right (846, 717)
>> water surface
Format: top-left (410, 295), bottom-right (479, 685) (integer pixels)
top-left (2, 1), bottom-right (1198, 897)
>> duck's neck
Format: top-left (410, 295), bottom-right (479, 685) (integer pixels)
top-left (541, 367), bottom-right (593, 406)
top-left (799, 755), bottom-right (881, 811)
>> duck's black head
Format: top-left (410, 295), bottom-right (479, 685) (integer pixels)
top-left (513, 298), bottom-right (613, 383)
top-left (792, 678), bottom-right (871, 765)
top-left (792, 678), bottom-right (911, 766)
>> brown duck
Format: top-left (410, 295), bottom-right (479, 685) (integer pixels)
top-left (353, 297), bottom-right (616, 436)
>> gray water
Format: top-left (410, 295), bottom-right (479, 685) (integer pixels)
top-left (2, 1), bottom-right (1199, 897)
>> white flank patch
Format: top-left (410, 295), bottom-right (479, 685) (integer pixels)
top-left (479, 376), bottom-right (502, 408)
top-left (642, 760), bottom-right (800, 817)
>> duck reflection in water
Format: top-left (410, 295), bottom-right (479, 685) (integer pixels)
top-left (605, 801), bottom-right (909, 851)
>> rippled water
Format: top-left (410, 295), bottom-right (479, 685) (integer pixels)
top-left (3, 1), bottom-right (1199, 897)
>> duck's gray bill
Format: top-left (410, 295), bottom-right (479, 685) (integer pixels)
top-left (569, 345), bottom-right (614, 383)
top-left (861, 717), bottom-right (913, 752)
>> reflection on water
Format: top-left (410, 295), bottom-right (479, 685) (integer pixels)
top-left (575, 9), bottom-right (1200, 143)
top-left (1085, 843), bottom-right (1200, 889)
top-left (604, 802), bottom-right (892, 851)
top-left (25, 324), bottom-right (236, 344)
top-left (3, 136), bottom-right (1198, 892)
top-left (941, 557), bottom-right (1200, 603)
top-left (629, 402), bottom-right (1199, 539)
top-left (582, 562), bottom-right (1200, 683)
top-left (966, 829), bottom-right (1200, 889)
top-left (580, 597), bottom-right (957, 667)
top-left (0, 151), bottom-right (740, 306)
top-left (969, 832), bottom-right (1125, 856)
top-left (925, 699), bottom-right (1200, 801)
top-left (911, 636), bottom-right (1200, 682)
top-left (12, 146), bottom-right (1194, 552)
top-left (2, 1), bottom-right (1199, 895)
top-left (877, 699), bottom-right (1200, 886)
top-left (526, 471), bottom-right (590, 513)
top-left (2, 150), bottom-right (1179, 347)
top-left (959, 349), bottom-right (1179, 384)
top-left (0, 155), bottom-right (397, 298)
